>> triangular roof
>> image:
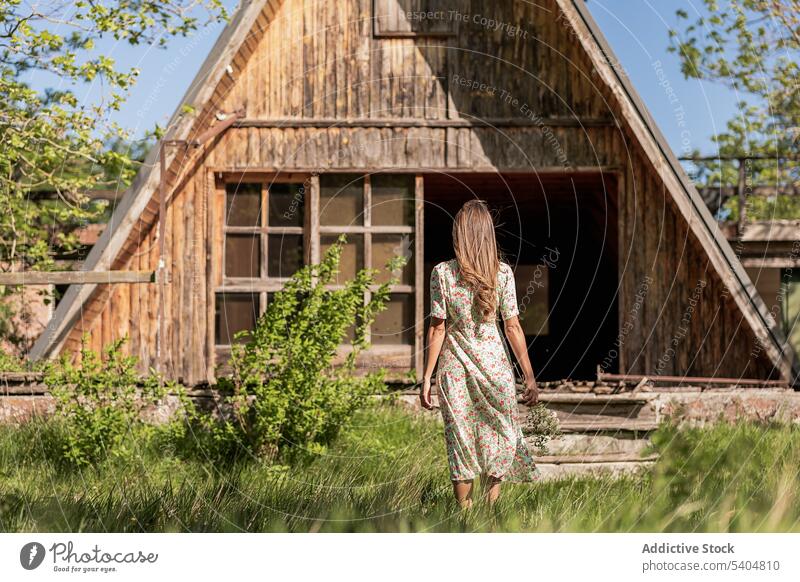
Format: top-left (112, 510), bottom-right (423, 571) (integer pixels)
top-left (31, 0), bottom-right (798, 383)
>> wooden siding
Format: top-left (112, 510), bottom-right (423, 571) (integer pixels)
top-left (59, 0), bottom-right (780, 384)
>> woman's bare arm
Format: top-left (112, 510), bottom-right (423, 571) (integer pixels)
top-left (420, 317), bottom-right (446, 409)
top-left (502, 315), bottom-right (538, 405)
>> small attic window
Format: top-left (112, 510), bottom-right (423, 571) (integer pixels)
top-left (373, 0), bottom-right (457, 38)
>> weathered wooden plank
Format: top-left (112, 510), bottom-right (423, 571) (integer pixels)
top-left (146, 221), bottom-right (159, 372)
top-left (179, 167), bottom-right (194, 382)
top-left (116, 281), bottom-right (130, 347)
top-left (235, 117), bottom-right (615, 128)
top-left (190, 163), bottom-right (207, 384)
top-left (135, 238), bottom-right (148, 368)
top-left (100, 291), bottom-right (112, 348)
top-left (309, 174), bottom-right (320, 265)
top-left (642, 169), bottom-right (657, 375)
top-left (0, 271), bottom-right (156, 285)
top-left (414, 174), bottom-right (424, 381)
top-left (207, 173), bottom-right (224, 382)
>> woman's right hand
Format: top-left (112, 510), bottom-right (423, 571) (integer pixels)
top-left (522, 376), bottom-right (539, 406)
top-left (420, 377), bottom-right (434, 410)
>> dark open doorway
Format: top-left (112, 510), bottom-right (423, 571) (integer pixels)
top-left (423, 172), bottom-right (619, 381)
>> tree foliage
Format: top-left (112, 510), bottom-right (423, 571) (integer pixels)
top-left (0, 0), bottom-right (226, 350)
top-left (669, 1), bottom-right (800, 219)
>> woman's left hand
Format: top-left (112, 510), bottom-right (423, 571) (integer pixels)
top-left (522, 378), bottom-right (539, 406)
top-left (420, 377), bottom-right (434, 410)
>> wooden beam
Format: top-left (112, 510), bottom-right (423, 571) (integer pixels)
top-left (210, 166), bottom-right (622, 176)
top-left (597, 371), bottom-right (788, 387)
top-left (188, 108), bottom-right (246, 146)
top-left (309, 174), bottom-right (320, 286)
top-left (234, 117), bottom-right (615, 129)
top-left (733, 220), bottom-right (800, 242)
top-left (698, 185), bottom-right (800, 199)
top-left (363, 175), bottom-right (372, 346)
top-left (318, 225), bottom-right (414, 235)
top-left (0, 271), bottom-right (156, 285)
top-left (27, 189), bottom-right (127, 202)
top-left (414, 175), bottom-right (424, 382)
top-left (741, 257), bottom-right (800, 269)
top-left (681, 155), bottom-right (800, 161)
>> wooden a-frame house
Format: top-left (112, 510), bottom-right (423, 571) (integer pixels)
top-left (30, 0), bottom-right (798, 387)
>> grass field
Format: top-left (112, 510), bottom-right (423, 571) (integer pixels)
top-left (1, 403), bottom-right (800, 532)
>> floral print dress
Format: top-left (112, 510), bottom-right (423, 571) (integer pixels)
top-left (430, 259), bottom-right (541, 483)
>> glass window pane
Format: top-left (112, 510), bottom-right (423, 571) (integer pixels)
top-left (267, 234), bottom-right (304, 277)
top-left (372, 234), bottom-right (414, 285)
top-left (225, 183), bottom-right (261, 227)
top-left (215, 293), bottom-right (259, 345)
top-left (268, 183), bottom-right (305, 227)
top-left (321, 234), bottom-right (363, 282)
top-left (372, 293), bottom-right (414, 345)
top-left (320, 175), bottom-right (364, 226)
top-left (225, 234), bottom-right (260, 278)
top-left (515, 264), bottom-right (549, 335)
top-left (371, 174), bottom-right (414, 226)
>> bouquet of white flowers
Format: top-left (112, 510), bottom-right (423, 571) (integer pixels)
top-left (525, 403), bottom-right (561, 455)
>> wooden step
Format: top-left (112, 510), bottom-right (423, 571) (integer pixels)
top-left (532, 433), bottom-right (652, 456)
top-left (528, 393), bottom-right (658, 404)
top-left (536, 452), bottom-right (659, 464)
top-left (554, 419), bottom-right (659, 433)
top-left (520, 392), bottom-right (658, 430)
top-left (534, 457), bottom-right (657, 480)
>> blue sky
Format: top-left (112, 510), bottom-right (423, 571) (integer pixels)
top-left (588, 0), bottom-right (744, 157)
top-left (83, 0), bottom-right (741, 159)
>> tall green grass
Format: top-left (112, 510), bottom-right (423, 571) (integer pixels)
top-left (1, 403), bottom-right (799, 532)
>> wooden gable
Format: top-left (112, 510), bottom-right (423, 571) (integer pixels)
top-left (31, 0), bottom-right (796, 386)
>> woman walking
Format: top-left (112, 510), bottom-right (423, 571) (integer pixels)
top-left (420, 200), bottom-right (541, 508)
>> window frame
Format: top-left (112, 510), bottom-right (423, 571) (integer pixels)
top-left (210, 171), bottom-right (424, 380)
top-left (222, 180), bottom-right (308, 291)
top-left (213, 176), bottom-right (311, 353)
top-left (372, 0), bottom-right (458, 38)
top-left (319, 173), bottom-right (416, 345)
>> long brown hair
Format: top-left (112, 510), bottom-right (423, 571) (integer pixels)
top-left (452, 200), bottom-right (500, 321)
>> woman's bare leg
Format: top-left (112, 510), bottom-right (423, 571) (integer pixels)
top-left (452, 480), bottom-right (474, 509)
top-left (482, 474), bottom-right (502, 506)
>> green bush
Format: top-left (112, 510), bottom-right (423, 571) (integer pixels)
top-left (0, 348), bottom-right (25, 373)
top-left (33, 235), bottom-right (406, 468)
top-left (0, 344), bottom-right (46, 373)
top-left (44, 336), bottom-right (172, 467)
top-left (193, 234), bottom-right (406, 463)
